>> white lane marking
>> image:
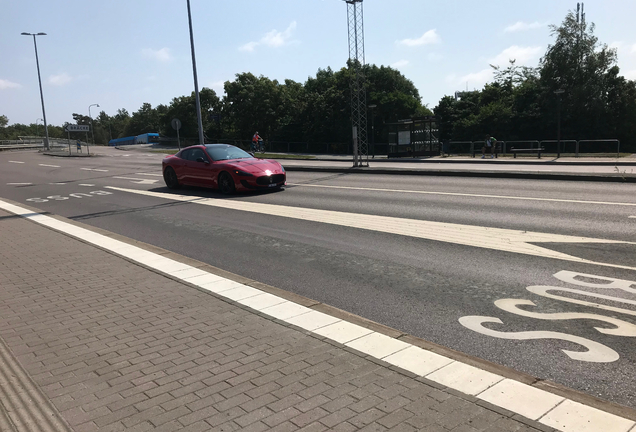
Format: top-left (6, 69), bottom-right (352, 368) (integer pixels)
top-left (113, 176), bottom-right (159, 185)
top-left (79, 184), bottom-right (95, 187)
top-left (290, 183), bottom-right (636, 207)
top-left (630, 216), bottom-right (636, 219)
top-left (81, 168), bottom-right (109, 172)
top-left (0, 198), bottom-right (633, 432)
top-left (459, 316), bottom-right (620, 363)
top-left (7, 183), bottom-right (32, 186)
top-left (8, 161), bottom-right (25, 164)
top-left (135, 173), bottom-right (163, 177)
top-left (105, 186), bottom-right (636, 272)
top-left (494, 299), bottom-right (636, 336)
top-left (527, 286), bottom-right (636, 317)
top-left (39, 164), bottom-right (60, 168)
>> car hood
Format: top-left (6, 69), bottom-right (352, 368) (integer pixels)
top-left (225, 158), bottom-right (283, 174)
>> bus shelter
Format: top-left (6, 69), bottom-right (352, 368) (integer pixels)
top-left (387, 116), bottom-right (440, 158)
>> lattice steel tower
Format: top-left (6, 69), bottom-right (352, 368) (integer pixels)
top-left (344, 0), bottom-right (368, 167)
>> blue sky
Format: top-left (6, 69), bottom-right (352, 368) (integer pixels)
top-left (2, 0), bottom-right (636, 126)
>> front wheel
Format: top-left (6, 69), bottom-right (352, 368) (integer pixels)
top-left (163, 167), bottom-right (180, 189)
top-left (219, 172), bottom-right (236, 195)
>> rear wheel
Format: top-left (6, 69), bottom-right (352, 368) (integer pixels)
top-left (219, 172), bottom-right (236, 195)
top-left (163, 167), bottom-right (180, 189)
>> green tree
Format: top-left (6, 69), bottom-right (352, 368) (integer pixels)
top-left (223, 73), bottom-right (285, 143)
top-left (0, 115), bottom-right (8, 128)
top-left (539, 10), bottom-right (618, 140)
top-left (123, 103), bottom-right (162, 137)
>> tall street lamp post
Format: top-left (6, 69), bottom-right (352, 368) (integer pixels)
top-left (555, 89), bottom-right (565, 158)
top-left (368, 104), bottom-right (377, 159)
top-left (186, 0), bottom-right (205, 146)
top-left (89, 104), bottom-right (100, 145)
top-left (22, 32), bottom-right (50, 151)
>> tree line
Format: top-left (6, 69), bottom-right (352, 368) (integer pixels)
top-left (2, 8), bottom-right (635, 152)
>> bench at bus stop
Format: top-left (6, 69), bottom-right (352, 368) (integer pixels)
top-left (510, 147), bottom-right (545, 158)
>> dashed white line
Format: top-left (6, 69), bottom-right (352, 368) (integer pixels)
top-left (630, 216), bottom-right (636, 219)
top-left (135, 173), bottom-right (163, 177)
top-left (6, 183), bottom-right (32, 186)
top-left (79, 184), bottom-right (96, 187)
top-left (290, 183), bottom-right (636, 207)
top-left (8, 161), bottom-right (25, 164)
top-left (39, 164), bottom-right (60, 168)
top-left (81, 168), bottom-right (109, 172)
top-left (113, 176), bottom-right (159, 185)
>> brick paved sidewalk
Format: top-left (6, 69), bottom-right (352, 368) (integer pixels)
top-left (0, 209), bottom-right (555, 432)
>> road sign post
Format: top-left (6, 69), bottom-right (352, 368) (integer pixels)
top-left (171, 118), bottom-right (182, 150)
top-left (65, 125), bottom-right (91, 155)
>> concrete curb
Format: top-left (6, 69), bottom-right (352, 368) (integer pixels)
top-left (283, 165), bottom-right (636, 183)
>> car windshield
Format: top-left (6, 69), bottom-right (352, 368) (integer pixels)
top-left (205, 145), bottom-right (253, 161)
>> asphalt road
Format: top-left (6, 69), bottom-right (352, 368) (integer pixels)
top-left (2, 147), bottom-right (636, 409)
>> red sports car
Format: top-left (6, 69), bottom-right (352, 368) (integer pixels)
top-left (162, 144), bottom-right (286, 194)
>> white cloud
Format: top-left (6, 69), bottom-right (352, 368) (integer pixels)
top-left (446, 69), bottom-right (494, 88)
top-left (624, 70), bottom-right (636, 80)
top-left (391, 60), bottom-right (409, 68)
top-left (240, 21), bottom-right (298, 52)
top-left (632, 44), bottom-right (636, 54)
top-left (0, 79), bottom-right (21, 90)
top-left (142, 48), bottom-right (172, 62)
top-left (209, 80), bottom-right (225, 91)
top-left (504, 21), bottom-right (546, 33)
top-left (397, 30), bottom-right (441, 47)
top-left (48, 73), bottom-right (72, 86)
top-left (489, 45), bottom-right (543, 67)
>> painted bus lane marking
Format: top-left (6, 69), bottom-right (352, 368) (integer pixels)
top-left (460, 271), bottom-right (636, 363)
top-left (26, 190), bottom-right (113, 203)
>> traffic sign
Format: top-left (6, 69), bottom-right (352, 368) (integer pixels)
top-left (171, 118), bottom-right (182, 131)
top-left (65, 125), bottom-right (90, 132)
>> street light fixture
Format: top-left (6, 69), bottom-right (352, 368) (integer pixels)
top-left (368, 104), bottom-right (377, 158)
top-left (89, 103), bottom-right (100, 145)
top-left (22, 32), bottom-right (50, 151)
top-left (554, 89), bottom-right (565, 158)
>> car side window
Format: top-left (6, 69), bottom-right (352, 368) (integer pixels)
top-left (191, 149), bottom-right (208, 162)
top-left (180, 149), bottom-right (193, 161)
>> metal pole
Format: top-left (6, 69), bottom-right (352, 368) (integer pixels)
top-left (555, 89), bottom-right (564, 158)
top-left (89, 103), bottom-right (99, 145)
top-left (23, 33), bottom-right (50, 151)
top-left (557, 96), bottom-right (561, 158)
top-left (369, 105), bottom-right (376, 158)
top-left (186, 0), bottom-right (205, 146)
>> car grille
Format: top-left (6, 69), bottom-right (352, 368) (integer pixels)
top-left (256, 174), bottom-right (285, 185)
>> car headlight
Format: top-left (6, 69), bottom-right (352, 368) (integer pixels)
top-left (280, 164), bottom-right (285, 173)
top-left (234, 170), bottom-right (254, 177)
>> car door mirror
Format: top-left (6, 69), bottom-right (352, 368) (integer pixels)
top-left (196, 157), bottom-right (209, 164)
top-left (248, 152), bottom-right (255, 157)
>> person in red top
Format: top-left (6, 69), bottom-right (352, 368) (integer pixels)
top-left (252, 132), bottom-right (260, 152)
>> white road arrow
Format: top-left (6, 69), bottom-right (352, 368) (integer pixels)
top-left (112, 177), bottom-right (159, 185)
